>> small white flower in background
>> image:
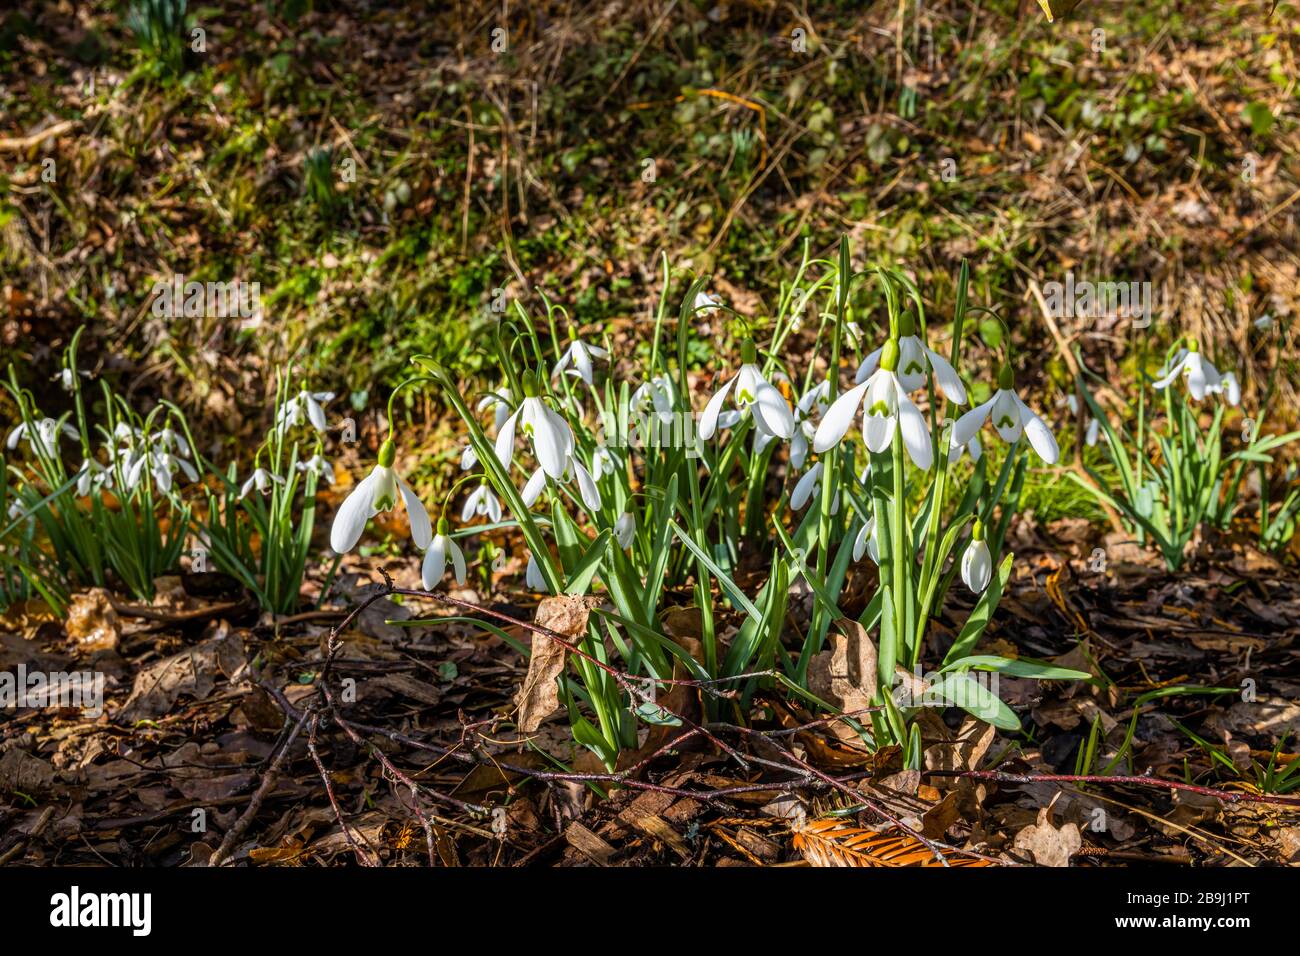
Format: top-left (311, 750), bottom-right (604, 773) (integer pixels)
top-left (297, 453), bottom-right (334, 484)
top-left (852, 513), bottom-right (880, 563)
top-left (1254, 314), bottom-right (1273, 331)
top-left (239, 466), bottom-right (282, 499)
top-left (459, 443), bottom-right (478, 471)
top-left (7, 418), bottom-right (78, 457)
top-left (1064, 394), bottom-right (1101, 448)
top-left (520, 455), bottom-right (602, 511)
top-left (814, 338), bottom-right (934, 469)
top-left (330, 438), bottom-right (433, 553)
top-left (461, 483), bottom-right (502, 523)
top-left (75, 458), bottom-right (111, 496)
top-left (693, 291), bottom-right (722, 317)
top-left (854, 313), bottom-right (967, 405)
top-left (477, 389), bottom-right (515, 433)
top-left (1152, 341), bottom-right (1221, 401)
top-left (422, 519), bottom-right (467, 589)
top-left (699, 341), bottom-right (795, 441)
top-left (552, 335), bottom-right (609, 387)
top-left (276, 389), bottom-right (335, 434)
top-left (961, 521), bottom-right (993, 593)
top-left (790, 380), bottom-right (830, 471)
top-left (952, 365), bottom-right (1059, 465)
top-left (1207, 370), bottom-right (1240, 407)
top-left (130, 448), bottom-right (199, 494)
top-left (591, 445), bottom-right (617, 478)
top-left (614, 512), bottom-right (635, 549)
top-left (631, 376), bottom-right (676, 425)
top-left (56, 367), bottom-right (90, 392)
top-left (495, 378), bottom-right (576, 480)
top-left (790, 460), bottom-right (840, 513)
top-left (6, 500), bottom-right (25, 522)
top-left (525, 552), bottom-right (548, 591)
top-left (154, 426), bottom-right (190, 457)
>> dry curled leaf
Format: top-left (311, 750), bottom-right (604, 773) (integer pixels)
top-left (514, 596), bottom-right (595, 733)
top-left (1012, 805), bottom-right (1082, 867)
top-left (64, 588), bottom-right (121, 653)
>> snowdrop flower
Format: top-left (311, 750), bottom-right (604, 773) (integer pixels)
top-left (790, 461), bottom-right (840, 513)
top-left (952, 366), bottom-right (1059, 465)
top-left (297, 453), bottom-right (335, 484)
top-left (276, 389), bottom-right (335, 434)
top-left (422, 519), bottom-right (466, 589)
top-left (1085, 417), bottom-right (1101, 446)
top-left (948, 429), bottom-right (983, 465)
top-left (524, 552), bottom-right (548, 592)
top-left (7, 418), bottom-right (78, 457)
top-left (790, 380), bottom-right (830, 471)
top-left (459, 443), bottom-right (479, 471)
top-left (961, 521), bottom-right (993, 593)
top-left (495, 377), bottom-right (576, 480)
top-left (614, 512), bottom-right (635, 549)
top-left (154, 426), bottom-right (190, 458)
top-left (693, 291), bottom-right (722, 317)
top-left (699, 341), bottom-right (795, 442)
top-left (239, 466), bottom-right (282, 499)
top-left (75, 458), bottom-right (111, 496)
top-left (477, 389), bottom-right (515, 434)
top-left (814, 338), bottom-right (934, 469)
top-left (1152, 341), bottom-right (1221, 401)
top-left (631, 376), bottom-right (676, 425)
top-left (461, 483), bottom-right (502, 523)
top-left (130, 448), bottom-right (199, 494)
top-left (330, 438), bottom-right (433, 553)
top-left (56, 367), bottom-right (89, 392)
top-left (1207, 370), bottom-right (1240, 407)
top-left (853, 514), bottom-right (880, 563)
top-left (854, 313), bottom-right (966, 405)
top-left (552, 335), bottom-right (609, 386)
top-left (591, 445), bottom-right (617, 478)
top-left (520, 456), bottom-right (602, 511)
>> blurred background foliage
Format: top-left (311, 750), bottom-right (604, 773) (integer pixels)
top-left (1, 0), bottom-right (1297, 517)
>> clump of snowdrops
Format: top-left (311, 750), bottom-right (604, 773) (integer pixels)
top-left (1, 329), bottom-right (339, 614)
top-left (1075, 337), bottom-right (1300, 570)
top-left (329, 241), bottom-right (1089, 769)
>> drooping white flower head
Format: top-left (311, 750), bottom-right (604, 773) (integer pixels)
top-left (960, 522), bottom-right (993, 593)
top-left (693, 291), bottom-right (722, 317)
top-left (952, 365), bottom-right (1059, 465)
top-left (614, 512), bottom-right (635, 550)
top-left (698, 341), bottom-right (795, 442)
top-left (1206, 369), bottom-right (1240, 407)
top-left (814, 338), bottom-right (934, 469)
top-left (75, 458), bottom-right (112, 496)
top-left (855, 313), bottom-right (966, 406)
top-left (461, 483), bottom-right (502, 523)
top-left (459, 443), bottom-right (479, 471)
top-left (495, 377), bottom-right (576, 481)
top-left (7, 418), bottom-right (78, 457)
top-left (790, 380), bottom-right (831, 471)
top-left (297, 453), bottom-right (335, 484)
top-left (1152, 341), bottom-right (1223, 402)
top-left (631, 376), bottom-right (676, 425)
top-left (422, 519), bottom-right (467, 589)
top-left (239, 466), bottom-right (283, 500)
top-left (592, 445), bottom-right (617, 478)
top-left (852, 513), bottom-right (880, 563)
top-left (330, 439), bottom-right (433, 554)
top-left (790, 460), bottom-right (841, 513)
top-left (524, 552), bottom-right (548, 591)
top-left (552, 335), bottom-right (609, 387)
top-left (276, 389), bottom-right (335, 434)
